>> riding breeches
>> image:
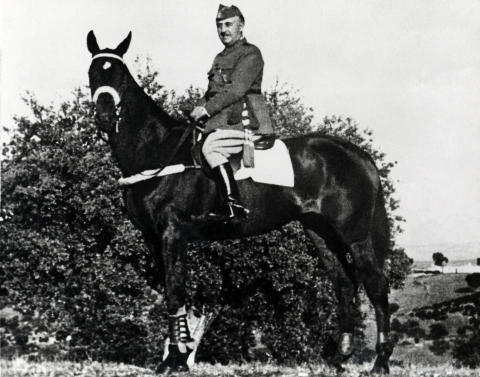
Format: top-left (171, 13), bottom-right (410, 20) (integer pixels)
top-left (202, 129), bottom-right (261, 168)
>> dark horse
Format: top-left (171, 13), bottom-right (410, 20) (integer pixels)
top-left (87, 31), bottom-right (393, 374)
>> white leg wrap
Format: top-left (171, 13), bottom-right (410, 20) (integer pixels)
top-left (377, 332), bottom-right (388, 344)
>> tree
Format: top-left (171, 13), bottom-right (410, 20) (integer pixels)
top-left (1, 58), bottom-right (410, 365)
top-left (433, 252), bottom-right (449, 267)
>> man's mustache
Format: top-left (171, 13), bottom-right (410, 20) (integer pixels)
top-left (221, 32), bottom-right (231, 37)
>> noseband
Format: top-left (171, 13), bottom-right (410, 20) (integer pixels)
top-left (91, 53), bottom-right (127, 135)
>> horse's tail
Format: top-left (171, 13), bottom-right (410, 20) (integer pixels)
top-left (371, 180), bottom-right (391, 262)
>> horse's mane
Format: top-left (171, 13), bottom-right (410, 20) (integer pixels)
top-left (119, 71), bottom-right (194, 171)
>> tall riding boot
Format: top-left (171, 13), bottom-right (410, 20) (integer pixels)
top-left (207, 163), bottom-right (249, 221)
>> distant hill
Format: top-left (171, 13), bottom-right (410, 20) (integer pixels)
top-left (402, 242), bottom-right (480, 262)
top-left (389, 274), bottom-right (473, 315)
top-left (413, 259), bottom-right (478, 270)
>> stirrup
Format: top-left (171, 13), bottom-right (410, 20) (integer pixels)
top-left (207, 202), bottom-right (249, 222)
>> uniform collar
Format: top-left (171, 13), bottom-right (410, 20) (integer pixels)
top-left (224, 37), bottom-right (247, 50)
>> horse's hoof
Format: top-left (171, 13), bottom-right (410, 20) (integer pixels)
top-left (157, 344), bottom-right (192, 375)
top-left (333, 363), bottom-right (346, 374)
top-left (156, 364), bottom-right (173, 376)
top-left (371, 341), bottom-right (393, 374)
top-left (371, 363), bottom-right (389, 375)
top-left (156, 362), bottom-right (190, 376)
top-left (176, 365), bottom-right (189, 373)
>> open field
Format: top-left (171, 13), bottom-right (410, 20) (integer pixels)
top-left (3, 273), bottom-right (479, 375)
top-left (364, 273), bottom-right (471, 329)
top-left (362, 272), bottom-right (479, 368)
top-left (2, 359), bottom-right (480, 377)
top-left (390, 273), bottom-right (472, 315)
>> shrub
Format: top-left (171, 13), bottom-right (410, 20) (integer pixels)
top-left (389, 303), bottom-right (400, 314)
top-left (389, 332), bottom-right (401, 345)
top-left (429, 339), bottom-right (450, 356)
top-left (406, 327), bottom-right (426, 340)
top-left (457, 325), bottom-right (474, 336)
top-left (465, 273), bottom-right (480, 290)
top-left (415, 310), bottom-right (426, 320)
top-left (453, 331), bottom-right (480, 368)
top-left (428, 323), bottom-right (449, 340)
top-left (403, 319), bottom-right (420, 330)
top-left (391, 318), bottom-right (403, 334)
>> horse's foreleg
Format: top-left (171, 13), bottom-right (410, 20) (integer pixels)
top-left (163, 307), bottom-right (215, 368)
top-left (155, 229), bottom-right (194, 376)
top-left (303, 228), bottom-right (358, 371)
top-left (352, 240), bottom-right (393, 374)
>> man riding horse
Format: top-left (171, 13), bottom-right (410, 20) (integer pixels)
top-left (87, 5), bottom-right (394, 373)
top-left (190, 4), bottom-right (274, 222)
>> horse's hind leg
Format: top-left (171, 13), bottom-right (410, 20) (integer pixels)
top-left (302, 219), bottom-right (359, 371)
top-left (353, 239), bottom-right (393, 374)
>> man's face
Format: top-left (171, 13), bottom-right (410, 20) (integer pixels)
top-left (217, 16), bottom-right (244, 46)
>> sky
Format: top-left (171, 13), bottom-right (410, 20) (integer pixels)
top-left (1, 0), bottom-right (480, 250)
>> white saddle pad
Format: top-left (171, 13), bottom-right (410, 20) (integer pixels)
top-left (234, 140), bottom-right (294, 187)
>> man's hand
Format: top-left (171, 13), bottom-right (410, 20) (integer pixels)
top-left (190, 107), bottom-right (209, 122)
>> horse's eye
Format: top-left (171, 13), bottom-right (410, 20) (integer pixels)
top-left (103, 62), bottom-right (112, 70)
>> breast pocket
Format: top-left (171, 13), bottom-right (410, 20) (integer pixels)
top-left (218, 65), bottom-right (234, 84)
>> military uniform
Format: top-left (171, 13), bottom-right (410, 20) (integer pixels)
top-left (194, 4), bottom-right (274, 221)
top-left (202, 38), bottom-right (273, 135)
top-left (201, 37), bottom-right (274, 169)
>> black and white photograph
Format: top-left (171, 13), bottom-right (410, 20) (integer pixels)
top-left (1, 1), bottom-right (480, 376)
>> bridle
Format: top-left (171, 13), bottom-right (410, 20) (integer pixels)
top-left (91, 53), bottom-right (128, 143)
top-left (90, 52), bottom-right (198, 179)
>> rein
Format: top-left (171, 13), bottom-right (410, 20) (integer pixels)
top-left (139, 122), bottom-right (197, 178)
top-left (91, 52), bottom-right (198, 184)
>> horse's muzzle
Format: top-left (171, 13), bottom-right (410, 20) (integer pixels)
top-left (95, 112), bottom-right (118, 133)
top-left (93, 92), bottom-right (119, 132)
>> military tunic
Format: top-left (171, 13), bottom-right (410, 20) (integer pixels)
top-left (201, 38), bottom-right (273, 168)
top-left (202, 38), bottom-right (273, 135)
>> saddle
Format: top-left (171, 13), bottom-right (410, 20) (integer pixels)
top-left (191, 131), bottom-right (276, 178)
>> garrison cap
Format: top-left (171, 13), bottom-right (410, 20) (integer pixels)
top-left (216, 4), bottom-right (244, 22)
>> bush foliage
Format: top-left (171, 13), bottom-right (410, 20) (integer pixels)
top-left (1, 59), bottom-right (410, 366)
top-left (465, 273), bottom-right (480, 290)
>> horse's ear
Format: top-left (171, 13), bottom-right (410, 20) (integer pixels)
top-left (87, 30), bottom-right (100, 55)
top-left (114, 32), bottom-right (132, 57)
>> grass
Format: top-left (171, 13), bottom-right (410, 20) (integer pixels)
top-left (391, 274), bottom-right (471, 316)
top-left (361, 273), bottom-right (479, 369)
top-left (2, 358), bottom-right (480, 377)
top-left (3, 274), bottom-right (479, 376)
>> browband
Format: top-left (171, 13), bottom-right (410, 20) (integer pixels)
top-left (92, 53), bottom-right (124, 63)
